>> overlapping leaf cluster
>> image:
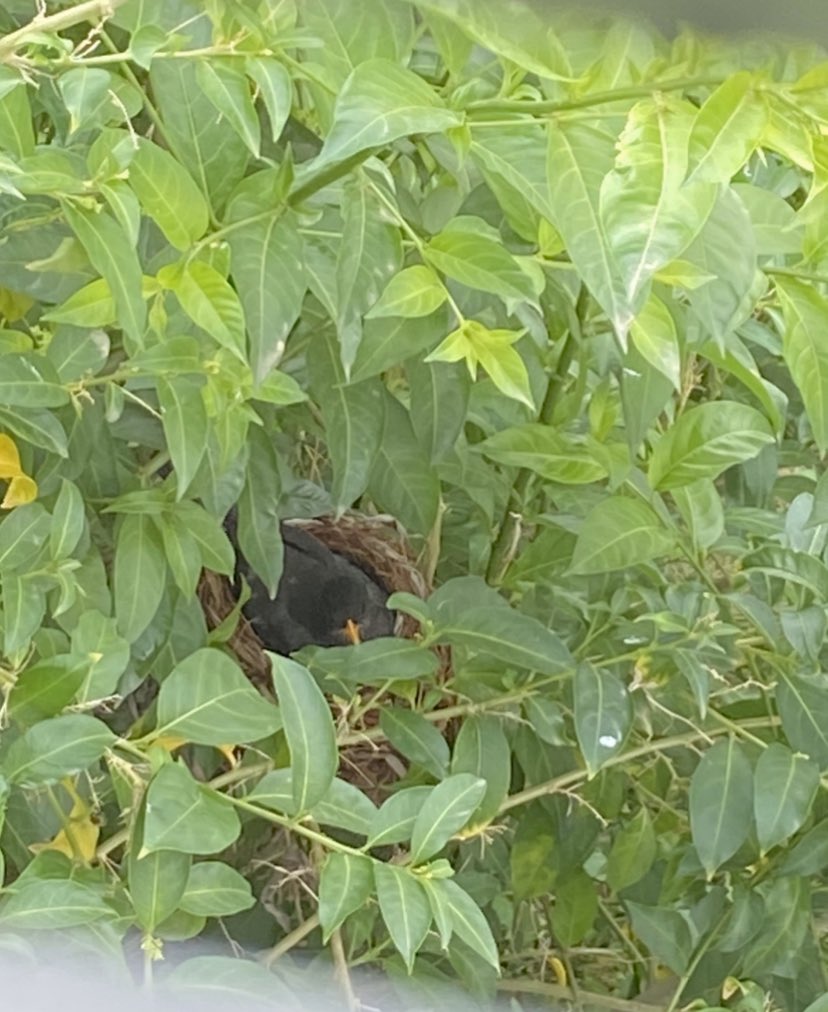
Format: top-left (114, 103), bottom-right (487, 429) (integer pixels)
top-left (0, 1), bottom-right (827, 1009)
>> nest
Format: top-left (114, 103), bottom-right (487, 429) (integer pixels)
top-left (197, 513), bottom-right (431, 691)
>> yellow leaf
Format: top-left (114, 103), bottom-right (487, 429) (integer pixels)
top-left (547, 956), bottom-right (567, 986)
top-left (217, 744), bottom-right (239, 768)
top-left (0, 433), bottom-right (22, 479)
top-left (1, 474), bottom-right (38, 508)
top-left (152, 734), bottom-right (188, 753)
top-left (29, 790), bottom-right (100, 864)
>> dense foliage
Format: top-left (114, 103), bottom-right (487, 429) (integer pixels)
top-left (1, 1), bottom-right (828, 1009)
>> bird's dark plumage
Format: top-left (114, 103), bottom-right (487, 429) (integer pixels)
top-left (234, 522), bottom-right (395, 655)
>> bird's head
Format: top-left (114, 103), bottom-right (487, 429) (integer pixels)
top-left (317, 574), bottom-right (393, 646)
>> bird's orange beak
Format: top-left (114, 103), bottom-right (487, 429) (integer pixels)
top-left (344, 618), bottom-right (361, 645)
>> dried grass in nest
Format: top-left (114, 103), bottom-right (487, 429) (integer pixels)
top-left (198, 514), bottom-right (451, 797)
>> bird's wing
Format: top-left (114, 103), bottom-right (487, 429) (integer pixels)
top-left (281, 523), bottom-right (340, 568)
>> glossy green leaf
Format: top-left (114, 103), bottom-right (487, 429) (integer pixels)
top-left (689, 738), bottom-right (754, 876)
top-left (425, 218), bottom-right (536, 303)
top-left (3, 572), bottom-right (45, 655)
top-left (155, 513), bottom-right (202, 597)
top-left (43, 280), bottom-right (115, 327)
top-left (478, 424), bottom-right (606, 484)
top-left (61, 203), bottom-right (146, 349)
top-left (251, 769), bottom-right (377, 837)
top-left (367, 786), bottom-right (433, 847)
top-left (407, 357), bottom-right (469, 463)
top-left (547, 120), bottom-right (632, 337)
top-left (574, 664), bottom-right (632, 776)
top-left (373, 863), bottom-right (431, 972)
top-left (0, 354), bottom-right (70, 408)
top-left (128, 806), bottom-right (191, 932)
top-left (270, 654), bottom-right (338, 811)
top-left (49, 479), bottom-right (85, 560)
top-left (318, 852), bottom-right (374, 942)
top-left (313, 58), bottom-right (462, 169)
top-left (629, 292), bottom-right (681, 389)
top-left (753, 742), bottom-right (819, 854)
top-left (776, 672), bottom-right (828, 769)
top-left (72, 610), bottom-right (130, 702)
top-left (0, 879), bottom-right (113, 930)
top-left (409, 775), bottom-right (487, 863)
top-left (179, 861), bottom-right (255, 917)
top-left (649, 401), bottom-right (775, 490)
top-left (606, 808), bottom-right (657, 892)
top-left (570, 496), bottom-right (675, 574)
top-left (367, 391), bottom-right (440, 536)
top-left (157, 375), bottom-right (208, 500)
top-left (780, 819), bottom-right (828, 876)
top-left (142, 763), bottom-right (241, 855)
top-left (304, 637), bottom-right (437, 685)
top-left (0, 407), bottom-right (68, 458)
top-left (626, 901), bottom-right (693, 974)
top-left (129, 137), bottom-right (209, 249)
top-left (687, 73), bottom-right (768, 183)
top-left (0, 503), bottom-right (51, 573)
top-left (114, 513), bottom-right (167, 642)
top-left (162, 260), bottom-right (246, 361)
top-left (196, 61), bottom-right (260, 157)
top-left (154, 648), bottom-right (281, 747)
top-left (672, 478), bottom-right (725, 551)
top-left (3, 714), bottom-right (114, 786)
top-left (236, 424), bottom-right (282, 596)
top-left (7, 654), bottom-right (89, 722)
top-left (435, 878), bottom-right (500, 970)
top-left (551, 869), bottom-right (598, 946)
top-left (245, 57), bottom-right (292, 142)
top-left (776, 276), bottom-right (828, 451)
top-left (379, 708), bottom-right (449, 779)
top-left (450, 716), bottom-right (511, 825)
top-left (172, 501), bottom-right (235, 576)
top-left (367, 265), bottom-right (447, 319)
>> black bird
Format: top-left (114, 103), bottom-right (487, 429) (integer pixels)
top-left (234, 522), bottom-right (395, 655)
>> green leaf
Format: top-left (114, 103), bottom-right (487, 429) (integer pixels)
top-left (408, 357), bottom-right (470, 463)
top-left (689, 738), bottom-right (754, 877)
top-left (367, 391), bottom-right (440, 536)
top-left (547, 121), bottom-right (632, 337)
top-left (155, 648), bottom-right (281, 746)
top-left (626, 901), bottom-right (693, 975)
top-left (250, 769), bottom-right (377, 836)
top-left (687, 73), bottom-right (768, 183)
top-left (780, 818), bottom-right (828, 876)
top-left (672, 478), bottom-right (725, 551)
top-left (409, 775), bottom-right (487, 863)
top-left (741, 875), bottom-right (810, 978)
top-left (450, 716), bottom-right (511, 825)
top-left (776, 672), bottom-right (828, 769)
top-left (49, 480), bottom-right (85, 560)
top-left (270, 654), bottom-right (338, 812)
top-left (196, 60), bottom-right (260, 157)
top-left (128, 137), bottom-right (209, 250)
top-left (61, 203), bottom-right (146, 349)
top-left (313, 58), bottom-right (462, 169)
top-left (429, 577), bottom-right (572, 675)
top-left (179, 861), bottom-right (255, 917)
top-left (46, 324), bottom-right (110, 381)
top-left (373, 862), bottom-right (431, 972)
top-left (72, 609), bottom-right (130, 702)
top-left (0, 354), bottom-right (70, 408)
top-left (2, 572), bottom-right (45, 655)
top-left (318, 852), bottom-right (374, 942)
top-left (128, 805), bottom-right (191, 932)
top-left (648, 401), bottom-right (775, 490)
top-left (753, 742), bottom-right (819, 855)
top-left (0, 80), bottom-right (34, 158)
top-left (379, 708), bottom-right (449, 779)
top-left (8, 654), bottom-right (89, 722)
top-left (478, 424), bottom-right (607, 484)
top-left (428, 321), bottom-right (534, 409)
top-left (511, 809), bottom-right (555, 901)
top-left (167, 956), bottom-right (296, 1005)
top-left (173, 501), bottom-right (235, 576)
top-left (0, 407), bottom-right (68, 457)
top-left (155, 513), bottom-right (202, 597)
top-left (775, 276), bottom-right (828, 452)
top-left (307, 328), bottom-right (384, 510)
top-left (352, 311), bottom-right (448, 381)
top-left (734, 182), bottom-right (803, 255)
top-left (367, 786), bottom-right (433, 847)
top-left (114, 513), bottom-right (167, 642)
top-left (157, 375), bottom-right (208, 500)
top-left (570, 496), bottom-right (675, 575)
top-left (367, 265), bottom-right (447, 319)
top-left (3, 714), bottom-right (114, 786)
top-left (227, 185), bottom-right (305, 382)
top-left (551, 869), bottom-right (598, 947)
top-left (142, 762), bottom-right (241, 855)
top-left (425, 217), bottom-right (537, 302)
top-left (236, 424), bottom-right (282, 596)
top-left (0, 879), bottom-right (113, 930)
top-left (162, 260), bottom-right (246, 361)
top-left (304, 637), bottom-right (438, 685)
top-left (601, 97), bottom-right (716, 307)
top-left (245, 57), bottom-right (292, 142)
top-left (606, 808), bottom-right (657, 892)
top-left (0, 503), bottom-right (51, 573)
top-left (629, 293), bottom-right (681, 389)
top-left (574, 664), bottom-right (632, 776)
top-left (435, 878), bottom-right (500, 970)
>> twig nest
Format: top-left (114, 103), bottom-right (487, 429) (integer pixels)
top-left (198, 513), bottom-right (430, 689)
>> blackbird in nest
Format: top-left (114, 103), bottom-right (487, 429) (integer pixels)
top-left (234, 522), bottom-right (395, 655)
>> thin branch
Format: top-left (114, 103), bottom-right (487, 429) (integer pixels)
top-left (0, 0), bottom-right (131, 61)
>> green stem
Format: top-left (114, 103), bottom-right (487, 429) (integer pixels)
top-left (0, 0), bottom-right (131, 61)
top-left (467, 76), bottom-right (724, 117)
top-left (484, 287), bottom-right (584, 586)
top-left (765, 266), bottom-right (828, 286)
